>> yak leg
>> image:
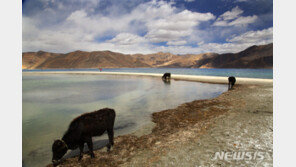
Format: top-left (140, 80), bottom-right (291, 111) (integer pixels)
top-left (86, 137), bottom-right (95, 158)
top-left (106, 128), bottom-right (114, 152)
top-left (228, 82), bottom-right (231, 90)
top-left (78, 143), bottom-right (84, 161)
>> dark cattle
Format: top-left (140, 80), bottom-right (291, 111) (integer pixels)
top-left (162, 73), bottom-right (171, 81)
top-left (52, 108), bottom-right (116, 165)
top-left (228, 76), bottom-right (236, 90)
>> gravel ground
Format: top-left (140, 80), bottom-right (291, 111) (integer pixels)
top-left (153, 85), bottom-right (273, 167)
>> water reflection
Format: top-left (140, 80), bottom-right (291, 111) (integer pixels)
top-left (162, 78), bottom-right (171, 85)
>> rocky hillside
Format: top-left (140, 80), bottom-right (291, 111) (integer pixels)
top-left (192, 43), bottom-right (273, 69)
top-left (22, 50), bottom-right (150, 69)
top-left (130, 52), bottom-right (216, 68)
top-left (22, 43), bottom-right (273, 69)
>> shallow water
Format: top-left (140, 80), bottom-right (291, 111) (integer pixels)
top-left (23, 68), bottom-right (273, 79)
top-left (22, 74), bottom-right (228, 167)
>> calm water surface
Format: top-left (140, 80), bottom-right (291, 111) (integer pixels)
top-left (23, 68), bottom-right (273, 79)
top-left (23, 74), bottom-right (228, 166)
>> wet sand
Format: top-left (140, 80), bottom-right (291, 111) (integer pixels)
top-left (45, 78), bottom-right (272, 166)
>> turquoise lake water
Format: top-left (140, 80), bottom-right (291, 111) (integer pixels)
top-left (22, 74), bottom-right (228, 167)
top-left (23, 68), bottom-right (273, 79)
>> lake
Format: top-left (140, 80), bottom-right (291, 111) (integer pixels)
top-left (22, 73), bottom-right (228, 167)
top-left (23, 68), bottom-right (273, 79)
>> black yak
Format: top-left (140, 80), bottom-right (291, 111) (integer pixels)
top-left (228, 76), bottom-right (236, 90)
top-left (162, 73), bottom-right (171, 81)
top-left (51, 108), bottom-right (116, 165)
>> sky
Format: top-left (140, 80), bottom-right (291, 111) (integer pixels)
top-left (22, 0), bottom-right (273, 54)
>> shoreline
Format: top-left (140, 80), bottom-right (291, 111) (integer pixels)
top-left (23, 71), bottom-right (273, 85)
top-left (46, 82), bottom-right (273, 166)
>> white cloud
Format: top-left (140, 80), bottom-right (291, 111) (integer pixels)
top-left (22, 0), bottom-right (270, 55)
top-left (143, 4), bottom-right (215, 43)
top-left (23, 0), bottom-right (215, 53)
top-left (108, 33), bottom-right (146, 45)
top-left (228, 15), bottom-right (258, 26)
top-left (227, 27), bottom-right (273, 44)
top-left (197, 41), bottom-right (204, 45)
top-left (167, 40), bottom-right (187, 46)
top-left (197, 27), bottom-right (273, 53)
top-left (213, 6), bottom-right (257, 27)
top-left (197, 42), bottom-right (251, 53)
top-left (153, 27), bottom-right (273, 54)
top-left (219, 6), bottom-right (243, 21)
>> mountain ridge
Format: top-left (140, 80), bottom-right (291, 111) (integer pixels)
top-left (22, 43), bottom-right (273, 69)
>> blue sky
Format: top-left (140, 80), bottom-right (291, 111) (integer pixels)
top-left (22, 0), bottom-right (273, 54)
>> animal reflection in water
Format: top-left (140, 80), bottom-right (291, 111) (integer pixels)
top-left (228, 76), bottom-right (236, 90)
top-left (51, 108), bottom-right (115, 166)
top-left (162, 73), bottom-right (171, 84)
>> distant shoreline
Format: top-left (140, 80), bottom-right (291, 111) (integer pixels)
top-left (23, 71), bottom-right (273, 85)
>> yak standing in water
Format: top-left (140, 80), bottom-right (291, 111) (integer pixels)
top-left (228, 76), bottom-right (236, 90)
top-left (52, 108), bottom-right (116, 165)
top-left (162, 73), bottom-right (171, 81)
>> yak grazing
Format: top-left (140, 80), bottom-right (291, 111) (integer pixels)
top-left (52, 108), bottom-right (116, 165)
top-left (162, 73), bottom-right (171, 80)
top-left (228, 76), bottom-right (236, 90)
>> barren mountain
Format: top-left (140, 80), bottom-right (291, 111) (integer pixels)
top-left (130, 52), bottom-right (216, 68)
top-left (22, 51), bottom-right (60, 69)
top-left (192, 43), bottom-right (273, 69)
top-left (22, 50), bottom-right (150, 69)
top-left (22, 43), bottom-right (273, 69)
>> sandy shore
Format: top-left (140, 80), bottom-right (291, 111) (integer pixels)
top-left (42, 73), bottom-right (272, 167)
top-left (23, 71), bottom-right (272, 85)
